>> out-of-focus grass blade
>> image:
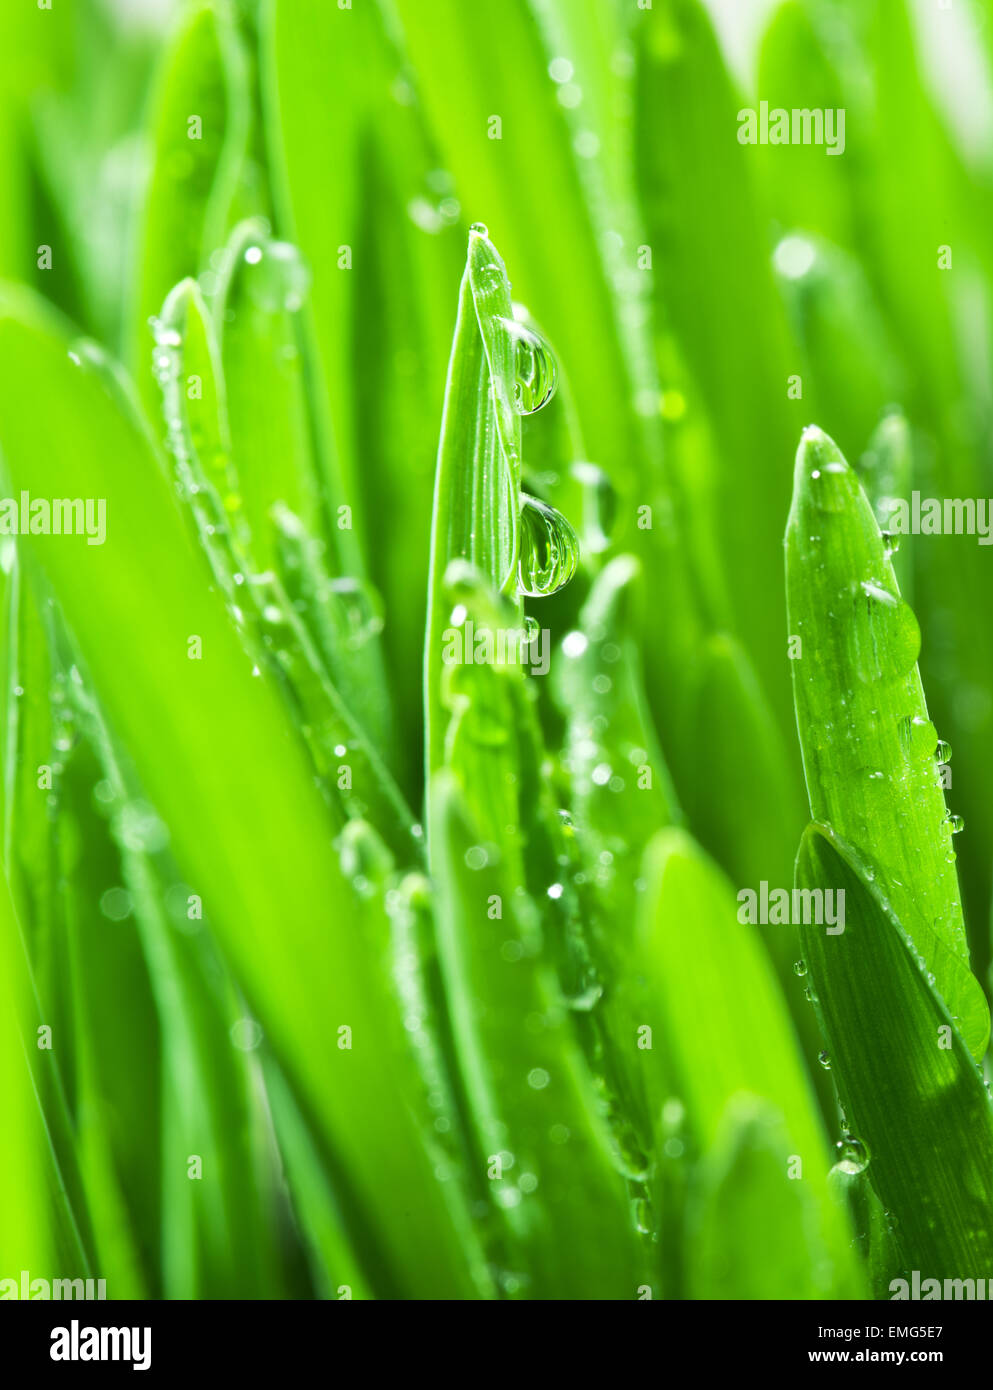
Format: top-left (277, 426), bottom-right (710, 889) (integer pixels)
top-left (797, 822), bottom-right (993, 1285)
top-left (686, 632), bottom-right (804, 894)
top-left (392, 0), bottom-right (651, 504)
top-left (773, 236), bottom-right (906, 466)
top-left (685, 1094), bottom-right (841, 1301)
top-left (636, 828), bottom-right (864, 1298)
top-left (0, 870), bottom-right (50, 1278)
top-left (856, 408), bottom-right (915, 602)
top-left (130, 2), bottom-right (249, 404)
top-left (635, 0), bottom-right (798, 716)
top-left (261, 1063), bottom-right (373, 1300)
top-left (212, 217), bottom-right (320, 571)
top-left (64, 657), bottom-right (297, 1299)
top-left (0, 285), bottom-right (483, 1298)
top-left (262, 0), bottom-right (373, 517)
top-left (786, 425), bottom-right (989, 1059)
top-left (755, 0), bottom-right (855, 250)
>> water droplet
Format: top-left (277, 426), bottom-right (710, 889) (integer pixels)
top-left (835, 1135), bottom-right (870, 1175)
top-left (570, 461), bottom-right (617, 553)
top-left (818, 1050), bottom-right (831, 1070)
top-left (773, 235), bottom-right (816, 280)
top-left (337, 819), bottom-right (392, 894)
top-left (564, 982), bottom-right (603, 1011)
top-left (881, 530), bottom-right (900, 556)
top-left (100, 887), bottom-right (132, 922)
top-left (936, 739), bottom-right (952, 764)
top-left (112, 800), bottom-right (169, 854)
top-left (899, 714), bottom-right (937, 758)
top-left (944, 812), bottom-right (965, 835)
top-left (327, 577), bottom-right (385, 649)
top-left (518, 495), bottom-right (579, 597)
top-left (793, 959), bottom-right (807, 977)
top-left (848, 581), bottom-right (920, 683)
top-left (499, 318), bottom-right (557, 413)
top-left (469, 221), bottom-right (489, 236)
top-left (243, 239), bottom-right (312, 313)
top-left (230, 1018), bottom-right (263, 1051)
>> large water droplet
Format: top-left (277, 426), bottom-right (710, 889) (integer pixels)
top-left (518, 495), bottom-right (579, 597)
top-left (835, 1135), bottom-right (870, 1175)
top-left (936, 739), bottom-right (952, 764)
top-left (500, 319), bottom-right (557, 413)
top-left (848, 581), bottom-right (920, 683)
top-left (899, 714), bottom-right (937, 758)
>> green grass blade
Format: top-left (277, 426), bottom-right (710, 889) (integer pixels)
top-left (786, 425), bottom-right (989, 1058)
top-left (431, 768), bottom-right (646, 1299)
top-left (637, 828), bottom-right (864, 1298)
top-left (797, 822), bottom-right (993, 1287)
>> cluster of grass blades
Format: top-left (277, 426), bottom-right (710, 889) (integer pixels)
top-left (1, 0), bottom-right (992, 1303)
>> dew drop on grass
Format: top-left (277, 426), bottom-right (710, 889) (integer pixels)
top-left (230, 1018), bottom-right (263, 1051)
top-left (100, 887), bottom-right (132, 922)
top-left (848, 581), bottom-right (921, 683)
top-left (570, 461), bottom-right (617, 554)
top-left (835, 1135), bottom-right (870, 1175)
top-left (818, 1050), bottom-right (831, 1069)
top-left (499, 318), bottom-right (557, 413)
top-left (241, 239), bottom-right (312, 314)
top-left (518, 495), bottom-right (579, 597)
top-left (899, 713), bottom-right (937, 758)
top-left (881, 530), bottom-right (900, 557)
top-left (773, 234), bottom-right (816, 280)
top-left (936, 739), bottom-right (952, 764)
top-left (113, 800), bottom-right (169, 854)
top-left (944, 812), bottom-right (965, 834)
top-left (469, 221), bottom-right (489, 236)
top-left (793, 959), bottom-right (807, 977)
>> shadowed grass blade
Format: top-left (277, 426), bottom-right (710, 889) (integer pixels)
top-left (797, 822), bottom-right (993, 1287)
